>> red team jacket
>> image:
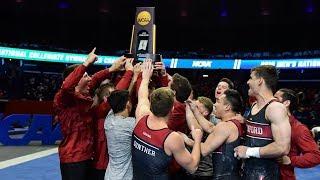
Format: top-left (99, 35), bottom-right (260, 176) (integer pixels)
top-left (54, 65), bottom-right (113, 163)
top-left (280, 115), bottom-right (320, 180)
top-left (167, 101), bottom-right (188, 134)
top-left (92, 101), bottom-right (110, 169)
top-left (167, 100), bottom-right (189, 174)
top-left (91, 70), bottom-right (133, 170)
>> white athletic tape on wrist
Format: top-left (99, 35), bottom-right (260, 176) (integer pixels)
top-left (246, 147), bottom-right (260, 158)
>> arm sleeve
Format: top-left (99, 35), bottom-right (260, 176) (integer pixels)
top-left (115, 70), bottom-right (133, 90)
top-left (88, 68), bottom-right (112, 92)
top-left (290, 126), bottom-right (320, 168)
top-left (98, 101), bottom-right (111, 119)
top-left (159, 74), bottom-right (169, 87)
top-left (135, 72), bottom-right (143, 97)
top-left (55, 65), bottom-right (87, 108)
top-left (61, 65), bottom-right (87, 91)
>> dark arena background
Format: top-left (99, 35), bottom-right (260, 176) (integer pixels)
top-left (0, 1), bottom-right (320, 179)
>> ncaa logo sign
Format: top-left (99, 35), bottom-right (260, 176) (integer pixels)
top-left (192, 61), bottom-right (212, 68)
top-left (137, 11), bottom-right (151, 26)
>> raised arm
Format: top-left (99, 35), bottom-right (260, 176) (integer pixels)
top-left (115, 58), bottom-right (134, 91)
top-left (61, 48), bottom-right (99, 91)
top-left (188, 101), bottom-right (215, 134)
top-left (61, 65), bottom-right (87, 92)
top-left (89, 56), bottom-right (126, 91)
top-left (135, 59), bottom-right (153, 122)
top-left (128, 62), bottom-right (141, 96)
top-left (154, 61), bottom-right (169, 87)
top-left (185, 102), bottom-right (202, 130)
top-left (135, 72), bottom-right (142, 97)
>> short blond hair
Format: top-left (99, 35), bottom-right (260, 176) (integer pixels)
top-left (197, 96), bottom-right (213, 115)
top-left (150, 87), bottom-right (175, 117)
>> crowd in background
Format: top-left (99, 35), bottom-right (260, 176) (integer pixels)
top-left (0, 57), bottom-right (320, 128)
top-left (0, 42), bottom-right (320, 131)
top-left (0, 57), bottom-right (319, 131)
top-left (3, 41), bottom-right (320, 59)
top-left (0, 60), bottom-right (62, 100)
top-left (0, 47), bottom-right (320, 180)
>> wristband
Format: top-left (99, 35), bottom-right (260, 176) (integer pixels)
top-left (246, 147), bottom-right (260, 158)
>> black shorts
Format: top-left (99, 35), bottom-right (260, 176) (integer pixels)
top-left (90, 168), bottom-right (106, 180)
top-left (60, 160), bottom-right (92, 180)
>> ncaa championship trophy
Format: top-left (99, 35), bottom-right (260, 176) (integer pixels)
top-left (129, 7), bottom-right (161, 63)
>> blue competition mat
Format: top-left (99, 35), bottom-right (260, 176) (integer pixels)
top-left (0, 154), bottom-right (60, 180)
top-left (0, 153), bottom-right (319, 180)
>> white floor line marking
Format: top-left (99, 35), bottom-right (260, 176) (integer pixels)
top-left (0, 147), bottom-right (58, 169)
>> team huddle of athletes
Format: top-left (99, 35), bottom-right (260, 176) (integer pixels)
top-left (54, 48), bottom-right (320, 180)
